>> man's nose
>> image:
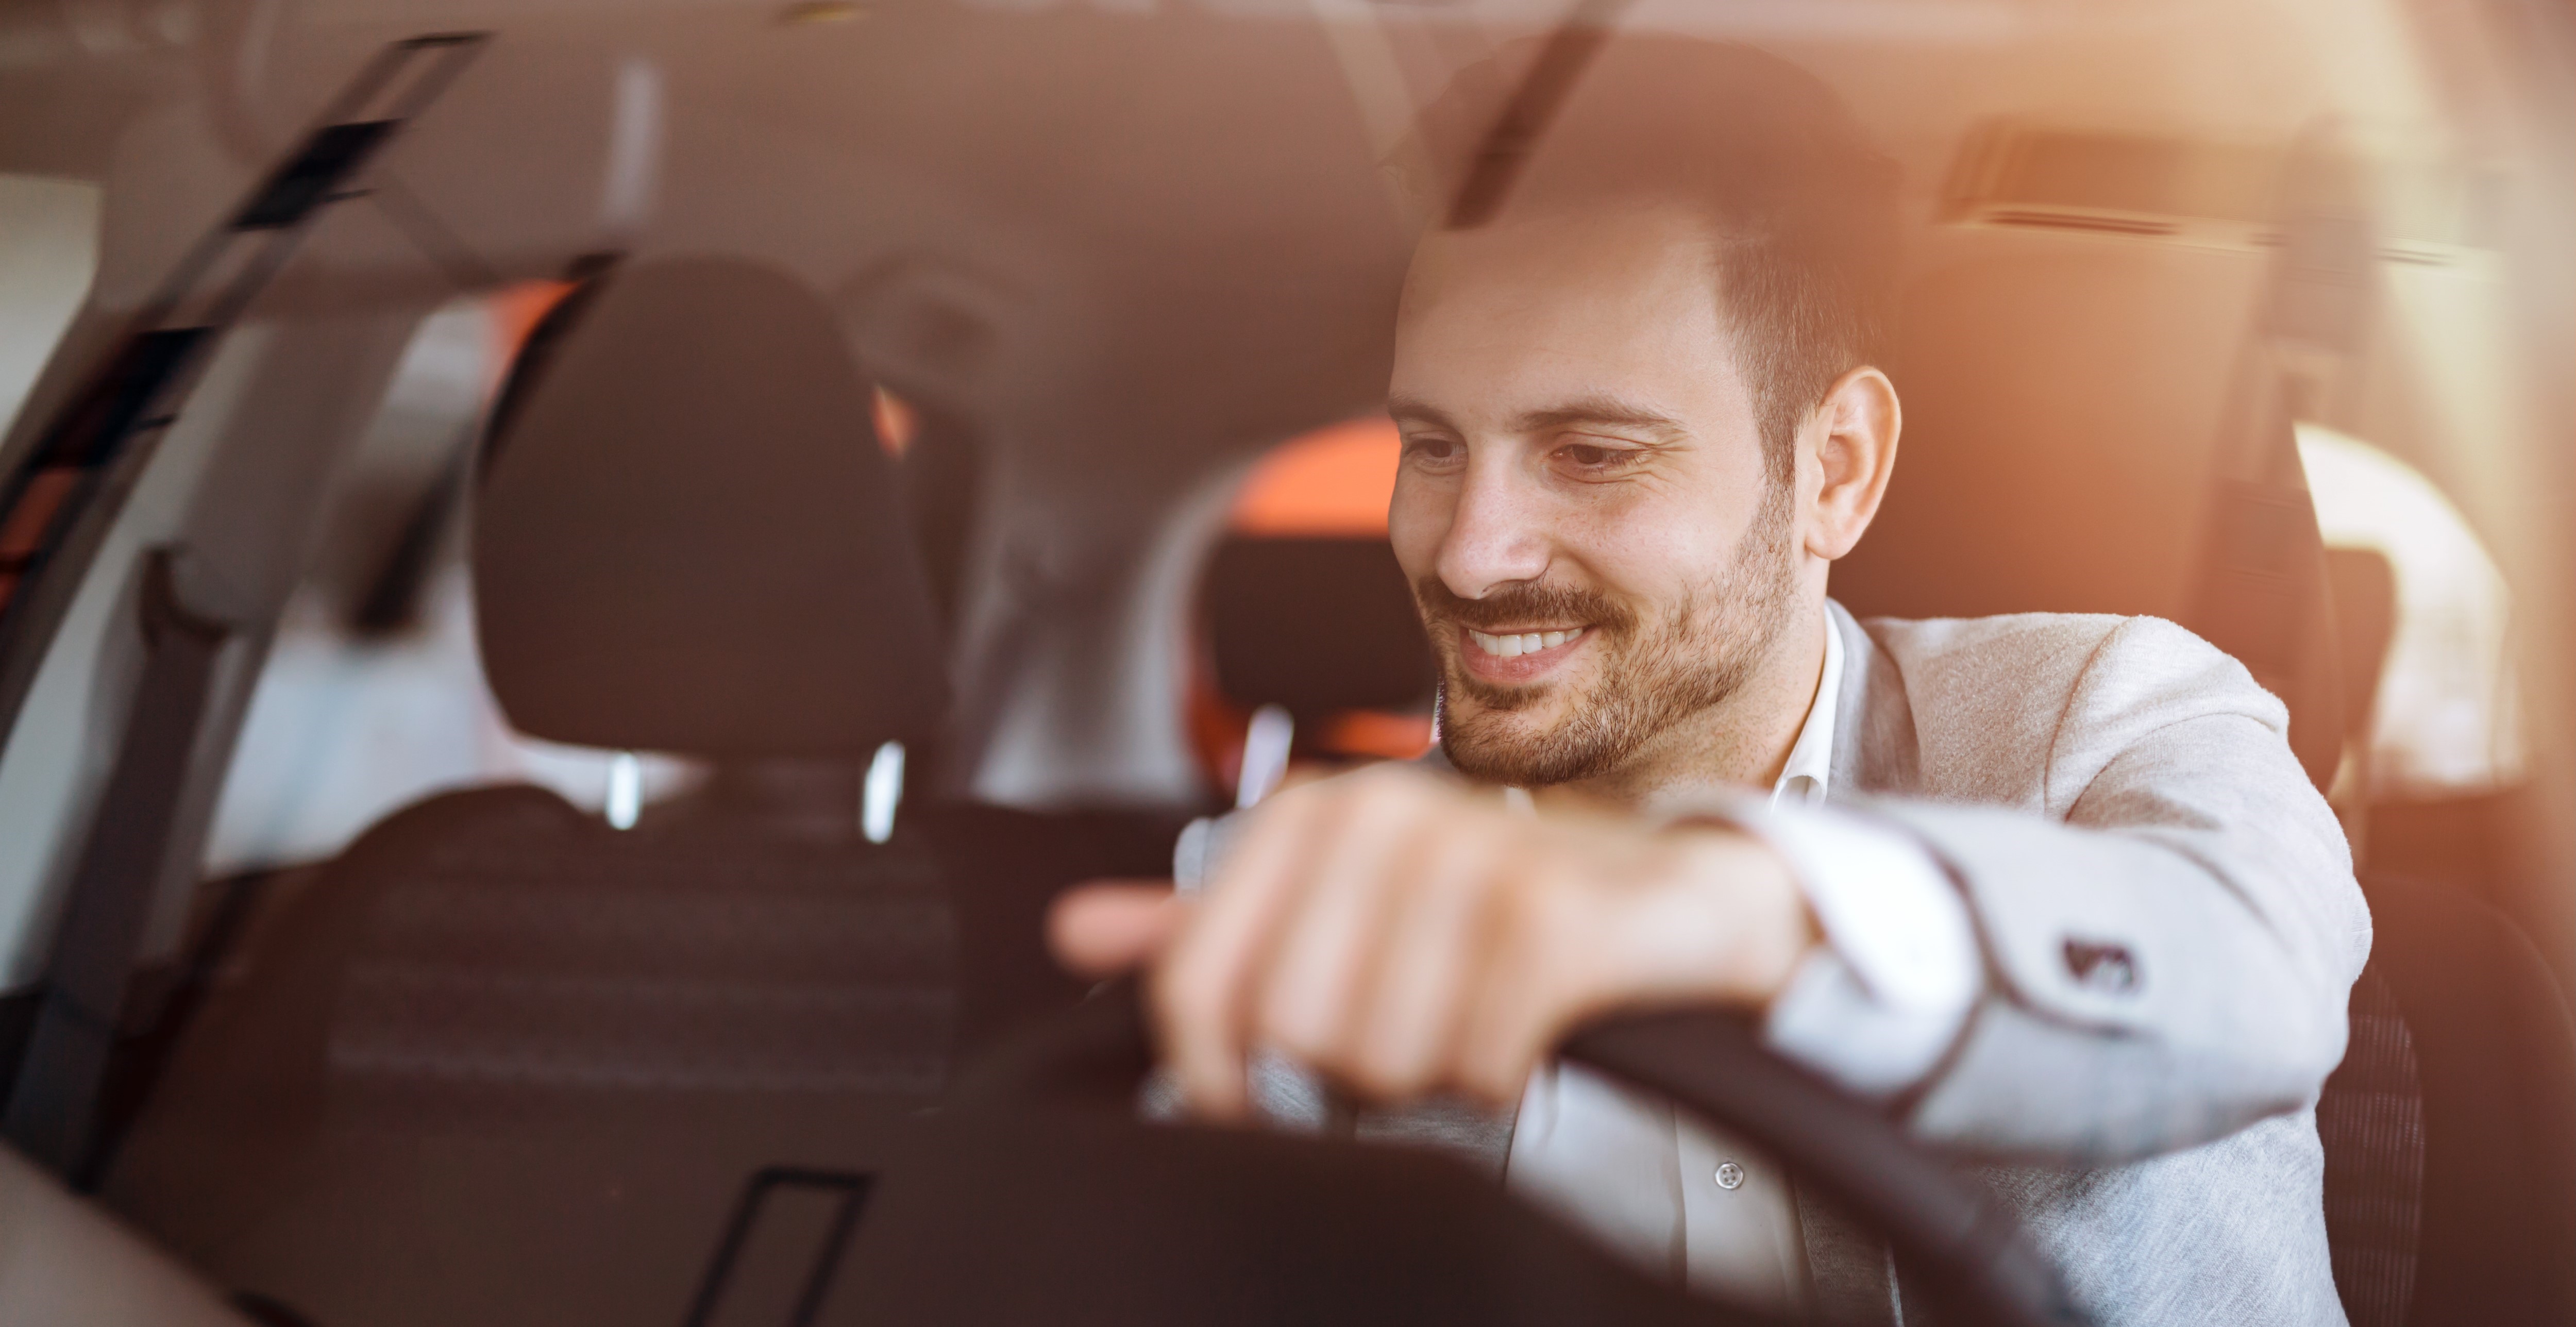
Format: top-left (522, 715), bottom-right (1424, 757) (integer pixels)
top-left (1434, 456), bottom-right (1551, 599)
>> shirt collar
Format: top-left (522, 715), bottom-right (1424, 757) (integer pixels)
top-left (1771, 612), bottom-right (1842, 809)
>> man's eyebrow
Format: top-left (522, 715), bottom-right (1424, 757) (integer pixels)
top-left (1387, 395), bottom-right (1690, 440)
top-left (1513, 397), bottom-right (1689, 440)
top-left (1386, 396), bottom-right (1460, 430)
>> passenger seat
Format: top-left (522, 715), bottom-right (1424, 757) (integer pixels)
top-left (100, 257), bottom-right (1173, 1327)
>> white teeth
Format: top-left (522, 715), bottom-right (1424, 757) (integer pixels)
top-left (1469, 626), bottom-right (1588, 658)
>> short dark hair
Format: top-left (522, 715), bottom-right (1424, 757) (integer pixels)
top-left (1398, 38), bottom-right (1902, 480)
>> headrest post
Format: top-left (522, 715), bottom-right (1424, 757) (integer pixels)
top-left (862, 741), bottom-right (906, 845)
top-left (606, 751), bottom-right (642, 830)
top-left (1235, 704), bottom-right (1295, 810)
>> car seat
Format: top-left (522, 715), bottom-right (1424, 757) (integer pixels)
top-left (1186, 421), bottom-right (1434, 806)
top-left (97, 256), bottom-right (1181, 1327)
top-left (2321, 872), bottom-right (2576, 1327)
top-left (1837, 237), bottom-right (2576, 1327)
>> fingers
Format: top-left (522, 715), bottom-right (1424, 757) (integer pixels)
top-left (1163, 767), bottom-right (1535, 1113)
top-left (1254, 786), bottom-right (1427, 1066)
top-left (1048, 881), bottom-right (1188, 978)
top-left (1145, 768), bottom-right (1816, 1122)
top-left (1341, 831), bottom-right (1500, 1099)
top-left (1455, 865), bottom-right (1598, 1101)
top-left (1154, 786), bottom-right (1335, 1119)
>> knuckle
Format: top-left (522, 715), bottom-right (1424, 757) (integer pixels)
top-left (1268, 1019), bottom-right (1340, 1076)
top-left (1257, 982), bottom-right (1334, 1060)
top-left (1156, 953), bottom-right (1224, 1030)
top-left (1459, 1057), bottom-right (1526, 1104)
top-left (1349, 1035), bottom-right (1437, 1100)
top-left (1492, 874), bottom-right (1561, 938)
top-left (1342, 1054), bottom-right (1428, 1103)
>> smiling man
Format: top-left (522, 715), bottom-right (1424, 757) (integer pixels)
top-left (1055, 39), bottom-right (2366, 1326)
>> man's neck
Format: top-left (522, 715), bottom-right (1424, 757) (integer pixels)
top-left (1537, 599), bottom-right (1830, 813)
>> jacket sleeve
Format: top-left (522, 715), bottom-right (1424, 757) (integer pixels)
top-left (1863, 616), bottom-right (2370, 1163)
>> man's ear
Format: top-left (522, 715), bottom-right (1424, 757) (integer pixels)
top-left (1801, 366), bottom-right (1900, 562)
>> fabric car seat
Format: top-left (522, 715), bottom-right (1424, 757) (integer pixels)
top-left (1837, 239), bottom-right (2576, 1327)
top-left (1833, 242), bottom-right (2347, 789)
top-left (1202, 534), bottom-right (1433, 737)
top-left (2320, 871), bottom-right (2576, 1327)
top-left (97, 257), bottom-right (1178, 1327)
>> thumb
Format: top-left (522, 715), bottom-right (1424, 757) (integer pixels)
top-left (1049, 880), bottom-right (1190, 978)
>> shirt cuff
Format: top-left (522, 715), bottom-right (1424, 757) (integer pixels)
top-left (1673, 799), bottom-right (1983, 1099)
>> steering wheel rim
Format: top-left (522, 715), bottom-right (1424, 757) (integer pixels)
top-left (954, 979), bottom-right (2084, 1327)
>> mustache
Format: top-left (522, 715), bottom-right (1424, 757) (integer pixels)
top-left (1412, 577), bottom-right (1635, 636)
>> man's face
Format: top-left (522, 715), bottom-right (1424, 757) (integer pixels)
top-left (1388, 203), bottom-right (1801, 788)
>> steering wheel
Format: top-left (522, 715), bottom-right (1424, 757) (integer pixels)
top-left (953, 980), bottom-right (2083, 1327)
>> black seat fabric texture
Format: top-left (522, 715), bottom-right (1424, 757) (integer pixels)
top-left (103, 789), bottom-right (1180, 1326)
top-left (324, 790), bottom-right (954, 1121)
top-left (2335, 872), bottom-right (2576, 1327)
top-left (110, 786), bottom-right (952, 1136)
top-left (2317, 962), bottom-right (2424, 1327)
top-left (2312, 871), bottom-right (2576, 1327)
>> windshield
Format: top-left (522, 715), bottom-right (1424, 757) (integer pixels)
top-left (1, 2), bottom-right (2572, 1324)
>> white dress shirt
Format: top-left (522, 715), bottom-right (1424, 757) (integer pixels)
top-left (1503, 616), bottom-right (1981, 1310)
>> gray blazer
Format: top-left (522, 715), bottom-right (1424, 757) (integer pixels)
top-left (1181, 603), bottom-right (2370, 1325)
top-left (1801, 603), bottom-right (2366, 1324)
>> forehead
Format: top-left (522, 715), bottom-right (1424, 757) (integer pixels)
top-left (1390, 202), bottom-right (1745, 422)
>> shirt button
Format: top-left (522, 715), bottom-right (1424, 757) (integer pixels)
top-left (1714, 1162), bottom-right (1745, 1190)
top-left (2063, 938), bottom-right (2142, 994)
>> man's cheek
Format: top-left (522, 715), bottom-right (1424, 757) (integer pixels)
top-left (1385, 481), bottom-right (1447, 582)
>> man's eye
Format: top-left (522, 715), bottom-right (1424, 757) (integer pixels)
top-left (1556, 442), bottom-right (1637, 472)
top-left (1404, 436), bottom-right (1463, 466)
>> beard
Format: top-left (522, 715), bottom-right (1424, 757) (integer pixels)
top-left (1419, 482), bottom-right (1799, 788)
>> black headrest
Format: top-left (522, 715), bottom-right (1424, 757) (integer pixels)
top-left (472, 257), bottom-right (948, 760)
top-left (1204, 535), bottom-right (1434, 728)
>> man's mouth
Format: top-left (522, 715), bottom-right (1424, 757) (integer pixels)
top-left (1466, 626), bottom-right (1587, 658)
top-left (1458, 624), bottom-right (1591, 681)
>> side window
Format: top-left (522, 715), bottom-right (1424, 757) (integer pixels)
top-left (1190, 417), bottom-right (1435, 807)
top-left (2300, 425), bottom-right (2527, 874)
top-left (0, 175), bottom-right (99, 453)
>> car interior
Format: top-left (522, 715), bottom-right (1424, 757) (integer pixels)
top-left (1, 0), bottom-right (2574, 1323)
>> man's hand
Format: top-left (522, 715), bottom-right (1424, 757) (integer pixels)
top-left (1049, 764), bottom-right (1816, 1120)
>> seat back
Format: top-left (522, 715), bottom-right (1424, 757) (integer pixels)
top-left (2317, 961), bottom-right (2426, 1327)
top-left (327, 255), bottom-right (966, 1122)
top-left (1193, 420), bottom-right (1434, 801)
top-left (1835, 242), bottom-right (2346, 787)
top-left (100, 258), bottom-right (985, 1326)
top-left (1204, 534), bottom-right (1433, 733)
top-left (2322, 872), bottom-right (2576, 1327)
